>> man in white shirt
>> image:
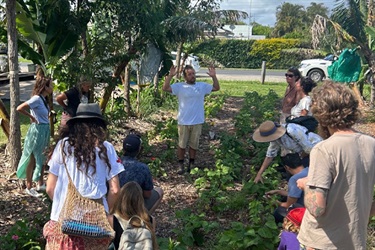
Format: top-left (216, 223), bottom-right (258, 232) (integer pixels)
top-left (163, 65), bottom-right (220, 174)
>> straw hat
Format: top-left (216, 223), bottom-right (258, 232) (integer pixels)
top-left (67, 103), bottom-right (107, 125)
top-left (252, 120), bottom-right (286, 142)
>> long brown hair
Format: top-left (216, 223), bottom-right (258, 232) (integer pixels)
top-left (62, 118), bottom-right (111, 175)
top-left (113, 182), bottom-right (158, 249)
top-left (32, 77), bottom-right (52, 96)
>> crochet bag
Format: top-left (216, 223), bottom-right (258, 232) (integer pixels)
top-left (59, 153), bottom-right (115, 239)
top-left (114, 214), bottom-right (153, 250)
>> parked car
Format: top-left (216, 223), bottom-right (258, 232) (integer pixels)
top-left (171, 51), bottom-right (200, 73)
top-left (298, 54), bottom-right (337, 82)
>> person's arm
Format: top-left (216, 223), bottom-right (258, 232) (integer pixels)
top-left (207, 66), bottom-right (220, 92)
top-left (17, 102), bottom-right (37, 123)
top-left (107, 175), bottom-right (120, 212)
top-left (297, 177), bottom-right (328, 217)
top-left (163, 66), bottom-right (177, 93)
top-left (143, 190), bottom-right (152, 199)
top-left (265, 189), bottom-right (288, 197)
top-left (56, 93), bottom-right (68, 110)
top-left (46, 173), bottom-right (58, 200)
top-left (279, 196), bottom-right (298, 208)
top-left (254, 156), bottom-right (274, 183)
top-left (370, 201), bottom-right (375, 217)
top-left (300, 109), bottom-right (308, 116)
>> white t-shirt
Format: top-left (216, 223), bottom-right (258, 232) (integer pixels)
top-left (48, 138), bottom-right (124, 221)
top-left (171, 82), bottom-right (212, 125)
top-left (290, 96), bottom-right (312, 117)
top-left (26, 95), bottom-right (50, 124)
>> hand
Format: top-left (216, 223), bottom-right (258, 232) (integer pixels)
top-left (30, 116), bottom-right (37, 124)
top-left (168, 66), bottom-right (177, 77)
top-left (254, 174), bottom-right (263, 184)
top-left (265, 190), bottom-right (278, 196)
top-left (207, 65), bottom-right (216, 78)
top-left (297, 177), bottom-right (308, 190)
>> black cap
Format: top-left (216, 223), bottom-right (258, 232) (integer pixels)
top-left (123, 134), bottom-right (141, 153)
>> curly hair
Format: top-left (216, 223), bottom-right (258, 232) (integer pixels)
top-left (311, 81), bottom-right (360, 137)
top-left (282, 217), bottom-right (300, 233)
top-left (300, 77), bottom-right (317, 95)
top-left (62, 119), bottom-right (111, 175)
top-left (112, 182), bottom-right (158, 249)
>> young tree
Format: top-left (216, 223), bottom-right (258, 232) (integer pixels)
top-left (6, 0), bottom-right (22, 170)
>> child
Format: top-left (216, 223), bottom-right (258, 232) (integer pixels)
top-left (108, 181), bottom-right (158, 250)
top-left (278, 207), bottom-right (306, 250)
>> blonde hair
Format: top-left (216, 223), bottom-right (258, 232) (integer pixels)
top-left (282, 217), bottom-right (300, 233)
top-left (112, 182), bottom-right (158, 249)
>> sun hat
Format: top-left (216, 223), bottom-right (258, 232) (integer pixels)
top-left (123, 134), bottom-right (142, 152)
top-left (286, 207), bottom-right (306, 227)
top-left (66, 103), bottom-right (107, 125)
top-left (252, 120), bottom-right (286, 142)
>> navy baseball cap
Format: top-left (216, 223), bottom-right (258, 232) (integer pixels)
top-left (123, 134), bottom-right (142, 152)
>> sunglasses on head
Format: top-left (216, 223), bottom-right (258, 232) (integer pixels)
top-left (285, 73), bottom-right (295, 78)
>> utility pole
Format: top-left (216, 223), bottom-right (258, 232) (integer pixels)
top-left (248, 0), bottom-right (252, 40)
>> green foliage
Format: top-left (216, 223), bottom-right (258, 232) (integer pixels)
top-left (173, 209), bottom-right (219, 248)
top-left (204, 94), bottom-right (226, 118)
top-left (235, 90), bottom-right (280, 137)
top-left (249, 38), bottom-right (301, 69)
top-left (157, 237), bottom-right (186, 250)
top-left (194, 39), bottom-right (257, 68)
top-left (147, 157), bottom-right (168, 178)
top-left (0, 220), bottom-right (44, 250)
top-left (278, 48), bottom-right (326, 69)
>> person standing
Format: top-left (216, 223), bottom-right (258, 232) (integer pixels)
top-left (296, 82), bottom-right (375, 250)
top-left (16, 77), bottom-right (54, 197)
top-left (280, 67), bottom-right (302, 123)
top-left (290, 77), bottom-right (317, 118)
top-left (43, 103), bottom-right (123, 249)
top-left (163, 65), bottom-right (220, 174)
top-left (56, 76), bottom-right (92, 127)
top-left (118, 133), bottom-right (164, 214)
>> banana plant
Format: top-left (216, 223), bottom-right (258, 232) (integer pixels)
top-left (0, 0), bottom-right (80, 77)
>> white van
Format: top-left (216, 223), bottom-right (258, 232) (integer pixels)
top-left (171, 51), bottom-right (200, 73)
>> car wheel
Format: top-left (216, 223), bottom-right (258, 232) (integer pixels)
top-left (307, 69), bottom-right (324, 82)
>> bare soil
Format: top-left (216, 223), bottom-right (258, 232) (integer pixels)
top-left (0, 97), bottom-right (374, 248)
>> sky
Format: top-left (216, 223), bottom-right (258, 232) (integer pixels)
top-left (219, 0), bottom-right (337, 27)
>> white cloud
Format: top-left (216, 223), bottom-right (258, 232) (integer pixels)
top-left (219, 0), bottom-right (336, 27)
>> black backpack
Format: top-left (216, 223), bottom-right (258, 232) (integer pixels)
top-left (285, 115), bottom-right (318, 133)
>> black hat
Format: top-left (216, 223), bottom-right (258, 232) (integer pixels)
top-left (123, 134), bottom-right (142, 152)
top-left (67, 103), bottom-right (107, 125)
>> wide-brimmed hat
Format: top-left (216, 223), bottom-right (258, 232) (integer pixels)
top-left (67, 103), bottom-right (107, 125)
top-left (286, 207), bottom-right (306, 227)
top-left (252, 120), bottom-right (286, 142)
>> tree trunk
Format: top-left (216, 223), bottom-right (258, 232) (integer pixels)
top-left (122, 64), bottom-right (132, 116)
top-left (176, 42), bottom-right (184, 79)
top-left (6, 0), bottom-right (22, 170)
top-left (136, 62), bottom-right (141, 116)
top-left (153, 71), bottom-right (159, 98)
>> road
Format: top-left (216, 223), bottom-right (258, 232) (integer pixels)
top-left (0, 68), bottom-right (286, 102)
top-left (197, 68), bottom-right (285, 82)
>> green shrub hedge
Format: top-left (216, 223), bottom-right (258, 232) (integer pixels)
top-left (193, 38), bottom-right (327, 69)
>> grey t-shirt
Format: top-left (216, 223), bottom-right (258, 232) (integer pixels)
top-left (298, 133), bottom-right (375, 250)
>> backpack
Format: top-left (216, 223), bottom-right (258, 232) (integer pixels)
top-left (285, 115), bottom-right (318, 133)
top-left (115, 214), bottom-right (153, 250)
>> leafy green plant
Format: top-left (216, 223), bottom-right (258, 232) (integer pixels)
top-left (173, 209), bottom-right (219, 248)
top-left (0, 220), bottom-right (44, 250)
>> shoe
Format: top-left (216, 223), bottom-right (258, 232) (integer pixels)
top-left (177, 164), bottom-right (185, 175)
top-left (36, 184), bottom-right (46, 192)
top-left (25, 188), bottom-right (42, 197)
